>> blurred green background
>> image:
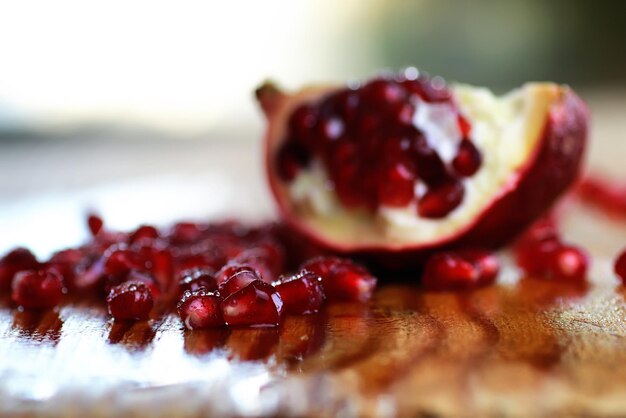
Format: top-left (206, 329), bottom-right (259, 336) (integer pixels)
top-left (0, 0), bottom-right (624, 135)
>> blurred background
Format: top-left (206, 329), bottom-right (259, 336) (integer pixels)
top-left (1, 0), bottom-right (625, 255)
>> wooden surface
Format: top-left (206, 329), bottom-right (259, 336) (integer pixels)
top-left (1, 204), bottom-right (626, 417)
top-left (1, 92), bottom-right (626, 417)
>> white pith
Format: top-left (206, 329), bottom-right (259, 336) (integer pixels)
top-left (277, 83), bottom-right (556, 249)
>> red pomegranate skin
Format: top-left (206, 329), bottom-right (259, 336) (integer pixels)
top-left (261, 86), bottom-right (588, 270)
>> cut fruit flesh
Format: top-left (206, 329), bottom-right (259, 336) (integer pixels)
top-left (258, 75), bottom-right (588, 260)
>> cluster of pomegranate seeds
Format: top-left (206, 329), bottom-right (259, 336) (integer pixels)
top-left (0, 215), bottom-right (378, 328)
top-left (514, 217), bottom-right (589, 282)
top-left (422, 249), bottom-right (500, 290)
top-left (276, 70), bottom-right (481, 218)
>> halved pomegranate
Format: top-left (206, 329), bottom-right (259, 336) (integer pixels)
top-left (256, 69), bottom-right (588, 267)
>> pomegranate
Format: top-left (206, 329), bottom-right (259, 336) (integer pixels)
top-left (0, 248), bottom-right (40, 290)
top-left (256, 69), bottom-right (588, 269)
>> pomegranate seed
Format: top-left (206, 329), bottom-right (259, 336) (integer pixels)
top-left (87, 214), bottom-right (104, 236)
top-left (129, 225), bottom-right (159, 244)
top-left (221, 280), bottom-right (283, 327)
top-left (215, 263), bottom-right (258, 285)
top-left (463, 249), bottom-right (500, 285)
top-left (178, 268), bottom-right (218, 294)
top-left (547, 245), bottom-right (589, 282)
top-left (12, 269), bottom-right (66, 309)
top-left (177, 289), bottom-right (224, 329)
top-left (614, 249), bottom-right (626, 284)
top-left (218, 268), bottom-right (262, 297)
top-left (103, 247), bottom-right (145, 277)
top-left (515, 237), bottom-right (561, 276)
top-left (418, 180), bottom-right (465, 218)
top-left (0, 248), bottom-right (39, 290)
top-left (452, 140), bottom-right (482, 177)
top-left (377, 160), bottom-right (415, 207)
top-left (318, 117), bottom-right (344, 141)
top-left (169, 222), bottom-right (206, 245)
top-left (301, 256), bottom-right (376, 302)
top-left (361, 79), bottom-right (404, 105)
top-left (422, 252), bottom-right (480, 290)
top-left (274, 269), bottom-right (325, 315)
top-left (106, 280), bottom-right (154, 320)
top-left (458, 115), bottom-right (471, 137)
top-left (412, 137), bottom-right (447, 186)
top-left (46, 248), bottom-right (83, 284)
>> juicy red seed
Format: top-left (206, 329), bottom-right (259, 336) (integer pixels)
top-left (452, 140), bottom-right (482, 177)
top-left (215, 263), bottom-right (259, 286)
top-left (377, 160), bottom-right (415, 206)
top-left (273, 269), bottom-right (325, 315)
top-left (169, 222), bottom-right (206, 245)
top-left (129, 225), bottom-right (159, 244)
top-left (458, 115), bottom-right (471, 137)
top-left (418, 180), bottom-right (465, 218)
top-left (302, 256), bottom-right (376, 302)
top-left (614, 249), bottom-right (626, 284)
top-left (515, 237), bottom-right (561, 276)
top-left (0, 248), bottom-right (39, 290)
top-left (87, 214), bottom-right (104, 236)
top-left (104, 248), bottom-right (144, 277)
top-left (221, 280), bottom-right (283, 327)
top-left (300, 256), bottom-right (343, 279)
top-left (324, 262), bottom-right (377, 302)
top-left (412, 137), bottom-right (447, 186)
top-left (462, 250), bottom-right (500, 285)
top-left (11, 269), bottom-right (66, 309)
top-left (422, 252), bottom-right (492, 290)
top-left (106, 281), bottom-right (154, 320)
top-left (177, 289), bottom-right (224, 329)
top-left (361, 79), bottom-right (405, 105)
top-left (218, 268), bottom-right (262, 297)
top-left (178, 268), bottom-right (218, 294)
top-left (547, 245), bottom-right (589, 282)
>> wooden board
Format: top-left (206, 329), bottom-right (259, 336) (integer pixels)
top-left (1, 204), bottom-right (626, 417)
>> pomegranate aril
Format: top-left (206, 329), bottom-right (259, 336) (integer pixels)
top-left (215, 264), bottom-right (258, 286)
top-left (412, 137), bottom-right (447, 186)
top-left (463, 249), bottom-right (500, 285)
top-left (178, 268), bottom-right (218, 294)
top-left (422, 253), bottom-right (478, 290)
top-left (12, 269), bottom-right (66, 309)
top-left (377, 160), bottom-right (415, 207)
top-left (301, 256), bottom-right (376, 302)
top-left (169, 222), bottom-right (206, 245)
top-left (361, 79), bottom-right (404, 106)
top-left (221, 280), bottom-right (283, 327)
top-left (218, 268), bottom-right (262, 297)
top-left (452, 140), bottom-right (482, 177)
top-left (614, 249), bottom-right (626, 284)
top-left (129, 225), bottom-right (159, 244)
top-left (418, 180), bottom-right (465, 218)
top-left (318, 116), bottom-right (344, 141)
top-left (515, 237), bottom-right (561, 276)
top-left (106, 280), bottom-right (154, 320)
top-left (273, 269), bottom-right (325, 315)
top-left (0, 248), bottom-right (40, 290)
top-left (87, 214), bottom-right (104, 236)
top-left (103, 247), bottom-right (145, 277)
top-left (177, 289), bottom-right (224, 329)
top-left (547, 245), bottom-right (589, 282)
